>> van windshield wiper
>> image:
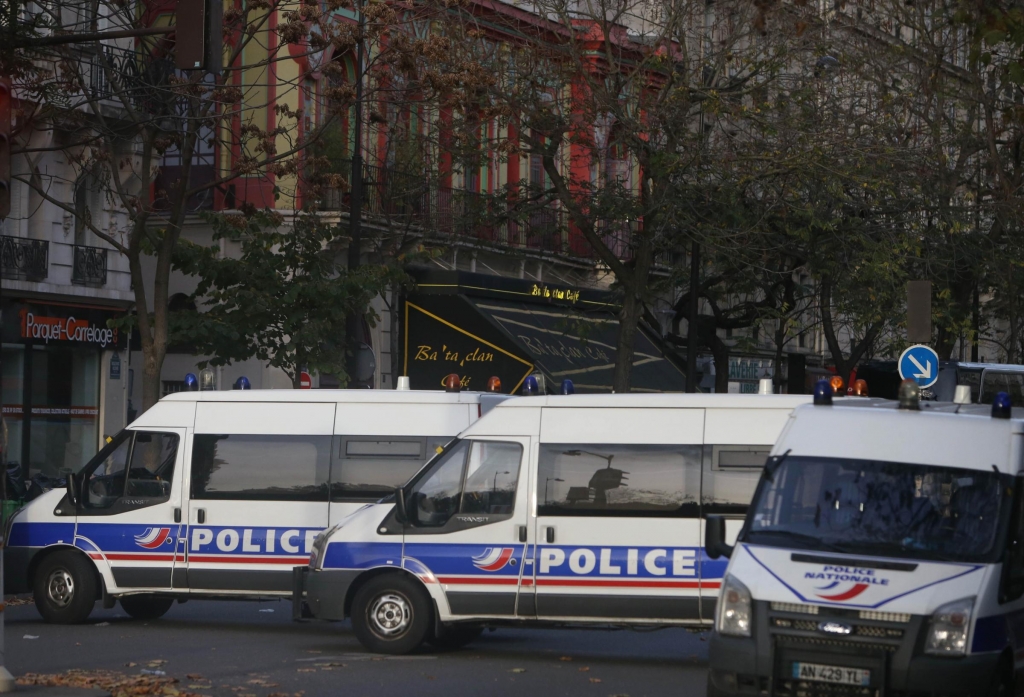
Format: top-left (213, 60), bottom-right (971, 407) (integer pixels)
top-left (763, 449), bottom-right (791, 483)
top-left (745, 529), bottom-right (846, 553)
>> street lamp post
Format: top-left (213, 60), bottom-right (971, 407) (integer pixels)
top-left (544, 477), bottom-right (564, 504)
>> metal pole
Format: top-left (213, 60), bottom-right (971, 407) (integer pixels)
top-left (345, 0), bottom-right (366, 387)
top-left (686, 240), bottom-right (700, 392)
top-left (0, 392), bottom-right (13, 692)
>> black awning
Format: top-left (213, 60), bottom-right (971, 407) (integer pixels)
top-left (467, 298), bottom-right (686, 393)
top-left (402, 273), bottom-right (686, 393)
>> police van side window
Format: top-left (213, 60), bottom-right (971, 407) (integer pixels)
top-left (83, 431), bottom-right (178, 509)
top-left (330, 436), bottom-right (448, 501)
top-left (408, 440), bottom-right (523, 527)
top-left (701, 445), bottom-right (771, 515)
top-left (537, 444), bottom-right (701, 517)
top-left (191, 434), bottom-right (331, 501)
top-left (84, 432), bottom-right (132, 508)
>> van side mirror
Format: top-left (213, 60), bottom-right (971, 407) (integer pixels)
top-left (63, 469), bottom-right (79, 506)
top-left (705, 515), bottom-right (733, 560)
top-left (394, 486), bottom-right (408, 525)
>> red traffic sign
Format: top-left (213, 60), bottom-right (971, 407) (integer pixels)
top-left (299, 371), bottom-right (312, 389)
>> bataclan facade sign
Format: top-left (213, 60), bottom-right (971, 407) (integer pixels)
top-left (402, 268), bottom-right (686, 394)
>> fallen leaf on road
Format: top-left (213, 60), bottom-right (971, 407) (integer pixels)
top-left (296, 669), bottom-right (316, 673)
top-left (578, 667), bottom-right (590, 672)
top-left (247, 679), bottom-right (277, 687)
top-left (94, 622), bottom-right (110, 627)
top-left (75, 643), bottom-right (81, 646)
top-left (16, 669), bottom-right (203, 697)
top-left (188, 685), bottom-right (209, 690)
top-left (23, 635), bottom-right (38, 640)
top-left (126, 663), bottom-right (137, 667)
top-left (589, 678), bottom-right (602, 684)
top-left (510, 668), bottom-right (526, 673)
top-left (305, 650), bottom-right (322, 654)
top-left (559, 657), bottom-right (573, 662)
top-left (186, 674), bottom-right (204, 680)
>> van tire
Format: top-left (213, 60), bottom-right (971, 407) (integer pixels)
top-left (351, 575), bottom-right (431, 655)
top-left (120, 595), bottom-right (174, 621)
top-left (33, 551), bottom-right (97, 624)
top-left (427, 624), bottom-right (485, 650)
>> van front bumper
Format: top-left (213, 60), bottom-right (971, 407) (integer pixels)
top-left (291, 566), bottom-right (361, 622)
top-left (708, 603), bottom-right (1003, 696)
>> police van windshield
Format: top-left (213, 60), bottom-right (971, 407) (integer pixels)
top-left (742, 456), bottom-right (1013, 564)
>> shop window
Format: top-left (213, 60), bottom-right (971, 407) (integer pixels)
top-left (190, 434), bottom-right (331, 501)
top-left (330, 435), bottom-right (449, 501)
top-left (537, 444), bottom-right (701, 517)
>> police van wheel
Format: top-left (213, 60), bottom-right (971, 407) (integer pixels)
top-left (33, 551), bottom-right (97, 624)
top-left (120, 595), bottom-right (174, 621)
top-left (427, 624), bottom-right (485, 650)
top-left (351, 575), bottom-right (431, 655)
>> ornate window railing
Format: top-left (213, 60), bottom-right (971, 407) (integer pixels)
top-left (72, 244), bottom-right (108, 286)
top-left (0, 235), bottom-right (49, 281)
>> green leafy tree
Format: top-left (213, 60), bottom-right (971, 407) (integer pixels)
top-left (172, 210), bottom-right (407, 387)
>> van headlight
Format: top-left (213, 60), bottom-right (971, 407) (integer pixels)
top-left (309, 524), bottom-right (340, 571)
top-left (925, 597), bottom-right (974, 656)
top-left (716, 574), bottom-right (753, 637)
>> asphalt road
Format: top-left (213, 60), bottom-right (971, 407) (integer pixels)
top-left (5, 598), bottom-right (711, 697)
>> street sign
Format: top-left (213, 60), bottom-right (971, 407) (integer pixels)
top-left (299, 371), bottom-right (312, 389)
top-left (898, 344), bottom-right (939, 388)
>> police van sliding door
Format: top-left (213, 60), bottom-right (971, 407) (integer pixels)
top-left (532, 408), bottom-right (705, 623)
top-left (185, 403), bottom-right (335, 594)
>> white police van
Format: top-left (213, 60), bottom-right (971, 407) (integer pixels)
top-left (5, 387), bottom-right (507, 623)
top-left (705, 382), bottom-right (1024, 696)
top-left (294, 391), bottom-right (811, 653)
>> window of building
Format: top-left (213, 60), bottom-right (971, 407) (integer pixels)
top-left (191, 434), bottom-right (331, 501)
top-left (538, 444), bottom-right (701, 517)
top-left (330, 435), bottom-right (449, 500)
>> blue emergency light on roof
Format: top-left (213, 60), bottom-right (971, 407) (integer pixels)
top-left (992, 391), bottom-right (1012, 419)
top-left (522, 375), bottom-right (540, 396)
top-left (184, 373), bottom-right (199, 391)
top-left (813, 379), bottom-right (833, 406)
top-left (561, 379), bottom-right (574, 395)
top-left (233, 376), bottom-right (251, 390)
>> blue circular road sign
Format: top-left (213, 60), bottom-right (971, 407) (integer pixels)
top-left (898, 344), bottom-right (940, 388)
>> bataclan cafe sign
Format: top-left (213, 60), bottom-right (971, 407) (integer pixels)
top-left (401, 268), bottom-right (687, 394)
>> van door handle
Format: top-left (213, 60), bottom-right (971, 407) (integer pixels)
top-left (518, 525), bottom-right (527, 543)
top-left (546, 527), bottom-right (555, 544)
top-left (197, 509), bottom-right (206, 524)
top-left (173, 507), bottom-right (181, 523)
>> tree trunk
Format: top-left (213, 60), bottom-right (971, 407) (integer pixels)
top-left (613, 288), bottom-right (641, 393)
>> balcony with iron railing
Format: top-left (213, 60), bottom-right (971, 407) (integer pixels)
top-left (311, 159), bottom-right (599, 259)
top-left (1, 235), bottom-right (49, 281)
top-left (71, 244), bottom-right (108, 286)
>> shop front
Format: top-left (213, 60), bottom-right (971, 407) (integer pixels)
top-left (1, 298), bottom-right (129, 483)
top-left (402, 268), bottom-right (687, 393)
